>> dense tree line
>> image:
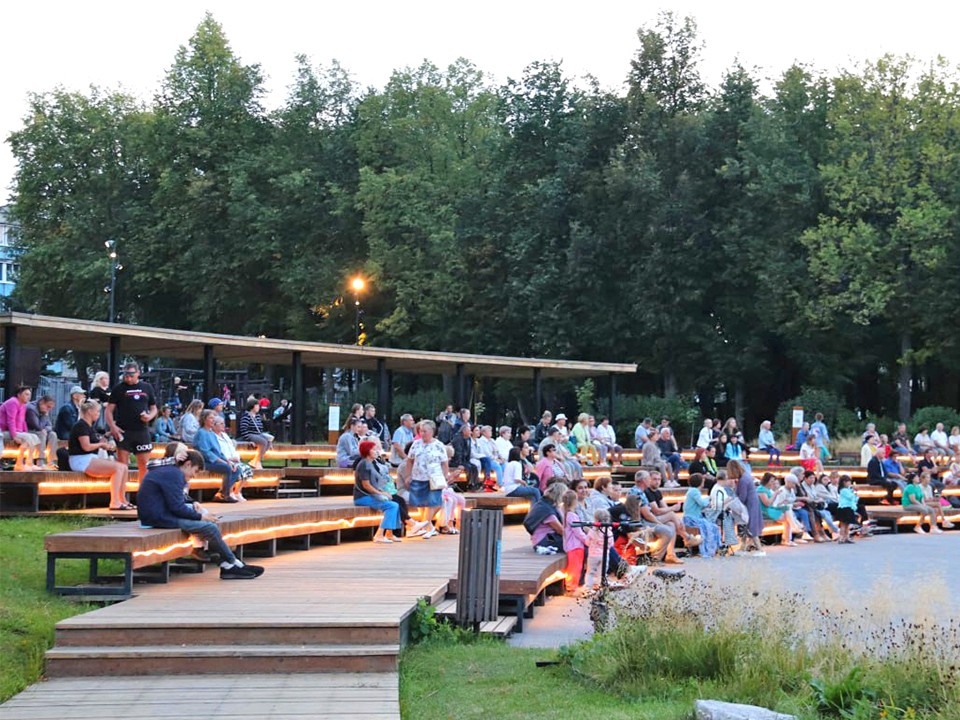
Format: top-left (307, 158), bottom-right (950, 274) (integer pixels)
top-left (6, 13), bottom-right (960, 425)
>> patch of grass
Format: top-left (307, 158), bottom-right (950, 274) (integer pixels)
top-left (0, 516), bottom-right (106, 701)
top-left (563, 574), bottom-right (960, 720)
top-left (400, 639), bottom-right (690, 719)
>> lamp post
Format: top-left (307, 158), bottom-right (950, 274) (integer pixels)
top-left (350, 276), bottom-right (366, 345)
top-left (104, 240), bottom-right (122, 323)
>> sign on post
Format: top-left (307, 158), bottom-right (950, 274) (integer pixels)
top-left (791, 406), bottom-right (804, 444)
top-left (327, 403), bottom-right (341, 444)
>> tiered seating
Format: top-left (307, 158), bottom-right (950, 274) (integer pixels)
top-left (0, 469), bottom-right (284, 513)
top-left (44, 498), bottom-right (387, 596)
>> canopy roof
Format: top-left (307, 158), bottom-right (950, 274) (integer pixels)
top-left (0, 313), bottom-right (637, 380)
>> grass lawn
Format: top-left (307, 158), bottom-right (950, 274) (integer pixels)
top-left (0, 516), bottom-right (104, 702)
top-left (399, 639), bottom-right (690, 720)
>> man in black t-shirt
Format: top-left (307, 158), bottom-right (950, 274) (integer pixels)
top-left (106, 361), bottom-right (158, 482)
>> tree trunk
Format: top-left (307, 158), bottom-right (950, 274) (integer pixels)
top-left (664, 371), bottom-right (677, 399)
top-left (734, 380), bottom-right (745, 431)
top-left (898, 332), bottom-right (912, 421)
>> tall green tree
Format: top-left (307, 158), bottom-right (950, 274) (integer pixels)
top-left (9, 88), bottom-right (152, 321)
top-left (802, 57), bottom-right (960, 419)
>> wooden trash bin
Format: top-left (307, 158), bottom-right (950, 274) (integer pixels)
top-left (455, 508), bottom-right (503, 629)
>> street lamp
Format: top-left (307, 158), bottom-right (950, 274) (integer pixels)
top-left (104, 240), bottom-right (122, 323)
top-left (350, 276), bottom-right (366, 346)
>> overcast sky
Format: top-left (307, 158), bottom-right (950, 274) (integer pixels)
top-left (2, 1), bottom-right (957, 198)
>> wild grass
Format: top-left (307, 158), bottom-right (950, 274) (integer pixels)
top-left (0, 516), bottom-right (103, 701)
top-left (561, 570), bottom-right (960, 719)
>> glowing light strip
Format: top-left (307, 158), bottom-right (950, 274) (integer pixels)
top-left (36, 475), bottom-right (280, 493)
top-left (131, 514), bottom-right (384, 559)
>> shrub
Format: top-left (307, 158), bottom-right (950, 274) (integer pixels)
top-left (909, 406), bottom-right (960, 436)
top-left (775, 387), bottom-right (845, 439)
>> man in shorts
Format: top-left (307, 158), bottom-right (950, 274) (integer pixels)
top-left (106, 361), bottom-right (157, 482)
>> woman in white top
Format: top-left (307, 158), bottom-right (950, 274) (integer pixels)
top-left (501, 447), bottom-right (542, 501)
top-left (949, 426), bottom-right (960, 460)
top-left (594, 417), bottom-right (623, 465)
top-left (696, 419), bottom-right (714, 449)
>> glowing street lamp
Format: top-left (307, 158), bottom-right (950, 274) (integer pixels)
top-left (350, 276), bottom-right (367, 345)
top-left (104, 239), bottom-right (122, 323)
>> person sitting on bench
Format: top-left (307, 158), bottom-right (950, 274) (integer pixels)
top-left (68, 399), bottom-right (132, 511)
top-left (137, 446), bottom-right (264, 580)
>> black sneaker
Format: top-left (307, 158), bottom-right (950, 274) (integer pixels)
top-left (220, 565), bottom-right (259, 580)
top-left (213, 493), bottom-right (238, 504)
top-left (238, 563), bottom-right (265, 577)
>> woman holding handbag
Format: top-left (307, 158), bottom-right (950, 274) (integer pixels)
top-left (404, 420), bottom-right (449, 540)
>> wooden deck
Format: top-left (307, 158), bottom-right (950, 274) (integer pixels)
top-left (0, 673), bottom-right (400, 719)
top-left (1, 507), bottom-right (552, 719)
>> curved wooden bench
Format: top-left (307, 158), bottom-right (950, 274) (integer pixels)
top-left (44, 499), bottom-right (385, 596)
top-left (0, 469), bottom-right (283, 513)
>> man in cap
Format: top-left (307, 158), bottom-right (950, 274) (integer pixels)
top-left (106, 361), bottom-right (158, 482)
top-left (55, 385), bottom-right (87, 439)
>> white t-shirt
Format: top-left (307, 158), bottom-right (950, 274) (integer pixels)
top-left (495, 437), bottom-right (513, 462)
top-left (949, 434), bottom-right (960, 451)
top-left (931, 429), bottom-right (949, 448)
top-left (799, 443), bottom-right (818, 460)
top-left (696, 427), bottom-right (713, 449)
top-left (596, 424), bottom-right (616, 445)
top-left (501, 460), bottom-right (523, 493)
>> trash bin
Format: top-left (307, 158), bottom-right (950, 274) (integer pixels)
top-left (455, 508), bottom-right (503, 628)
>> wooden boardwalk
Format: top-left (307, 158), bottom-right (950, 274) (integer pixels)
top-left (1, 503), bottom-right (547, 719)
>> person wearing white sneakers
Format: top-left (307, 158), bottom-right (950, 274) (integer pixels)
top-left (919, 472), bottom-right (953, 532)
top-left (901, 473), bottom-right (939, 534)
top-left (354, 440), bottom-right (401, 544)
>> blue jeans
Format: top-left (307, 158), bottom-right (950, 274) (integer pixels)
top-left (507, 485), bottom-right (541, 502)
top-left (479, 456), bottom-right (504, 484)
top-left (354, 494), bottom-right (400, 530)
top-left (664, 452), bottom-right (688, 473)
top-left (206, 459), bottom-right (242, 496)
top-left (762, 446), bottom-right (781, 464)
top-left (177, 518), bottom-right (237, 564)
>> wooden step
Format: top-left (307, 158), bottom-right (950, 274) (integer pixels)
top-left (55, 621), bottom-right (401, 647)
top-left (45, 643), bottom-right (399, 677)
top-left (276, 487), bottom-right (320, 497)
top-left (432, 599), bottom-right (519, 638)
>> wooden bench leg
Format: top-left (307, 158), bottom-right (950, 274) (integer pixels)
top-left (0, 483), bottom-right (40, 513)
top-left (500, 595), bottom-right (526, 633)
top-left (279, 535), bottom-right (311, 551)
top-left (47, 552), bottom-right (133, 596)
top-left (242, 538), bottom-right (278, 558)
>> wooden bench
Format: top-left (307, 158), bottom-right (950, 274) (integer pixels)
top-left (0, 469), bottom-right (285, 513)
top-left (1, 469), bottom-right (284, 512)
top-left (866, 505), bottom-right (960, 533)
top-left (447, 546), bottom-right (567, 633)
top-left (146, 443), bottom-right (337, 465)
top-left (44, 500), bottom-right (385, 596)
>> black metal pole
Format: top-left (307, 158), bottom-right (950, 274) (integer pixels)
top-left (292, 351), bottom-right (305, 444)
top-left (4, 325), bottom-right (18, 398)
top-left (455, 363), bottom-right (466, 410)
top-left (203, 345), bottom-right (216, 403)
top-left (609, 373), bottom-right (617, 426)
top-left (533, 368), bottom-right (543, 417)
top-left (107, 336), bottom-right (121, 387)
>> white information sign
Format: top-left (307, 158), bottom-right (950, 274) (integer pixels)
top-left (328, 404), bottom-right (341, 432)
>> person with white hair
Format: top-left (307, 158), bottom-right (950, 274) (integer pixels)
top-left (495, 426), bottom-right (514, 463)
top-left (757, 420), bottom-right (781, 465)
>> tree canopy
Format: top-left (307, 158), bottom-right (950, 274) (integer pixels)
top-left (7, 12), bottom-right (960, 423)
